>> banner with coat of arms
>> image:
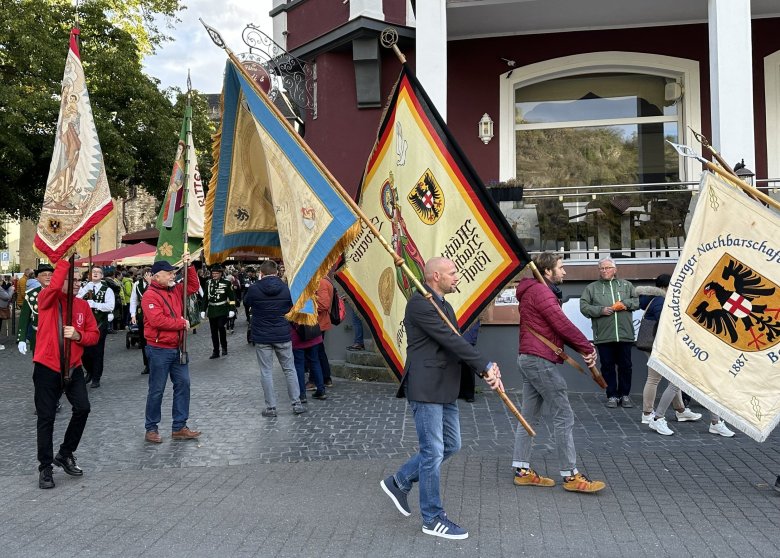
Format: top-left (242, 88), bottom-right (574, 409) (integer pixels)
top-left (648, 172), bottom-right (780, 442)
top-left (34, 28), bottom-right (113, 262)
top-left (336, 65), bottom-right (531, 380)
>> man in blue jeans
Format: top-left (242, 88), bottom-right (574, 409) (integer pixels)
top-left (141, 257), bottom-right (201, 443)
top-left (379, 257), bottom-right (502, 540)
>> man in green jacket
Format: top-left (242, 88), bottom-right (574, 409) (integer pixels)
top-left (580, 258), bottom-right (639, 408)
top-left (17, 264), bottom-right (54, 356)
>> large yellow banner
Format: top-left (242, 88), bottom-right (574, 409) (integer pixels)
top-left (336, 66), bottom-right (530, 379)
top-left (648, 173), bottom-right (780, 441)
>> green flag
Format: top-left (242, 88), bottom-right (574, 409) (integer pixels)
top-left (155, 104), bottom-right (205, 264)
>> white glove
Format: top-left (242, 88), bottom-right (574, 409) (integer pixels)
top-left (18, 341), bottom-right (27, 355)
top-left (107, 313), bottom-right (114, 322)
top-left (200, 311), bottom-right (206, 319)
top-left (228, 311), bottom-right (235, 319)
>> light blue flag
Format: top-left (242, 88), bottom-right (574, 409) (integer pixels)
top-left (204, 59), bottom-right (359, 322)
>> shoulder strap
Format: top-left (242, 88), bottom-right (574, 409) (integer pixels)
top-left (641, 297), bottom-right (658, 319)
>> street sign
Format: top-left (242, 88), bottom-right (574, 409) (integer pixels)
top-left (0, 251), bottom-right (8, 269)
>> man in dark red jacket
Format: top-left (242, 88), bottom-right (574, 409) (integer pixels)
top-left (512, 252), bottom-right (606, 493)
top-left (141, 258), bottom-right (200, 443)
top-left (33, 259), bottom-right (100, 489)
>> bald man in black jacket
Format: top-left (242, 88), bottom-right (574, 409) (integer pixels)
top-left (380, 257), bottom-right (502, 540)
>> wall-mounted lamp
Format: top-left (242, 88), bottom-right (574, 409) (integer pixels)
top-left (734, 159), bottom-right (755, 186)
top-left (478, 113), bottom-right (493, 144)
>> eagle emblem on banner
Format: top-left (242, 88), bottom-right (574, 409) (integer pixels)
top-left (687, 253), bottom-right (780, 351)
top-left (407, 169), bottom-right (444, 225)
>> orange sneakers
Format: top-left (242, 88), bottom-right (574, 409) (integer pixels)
top-left (513, 468), bottom-right (555, 487)
top-left (563, 473), bottom-right (606, 493)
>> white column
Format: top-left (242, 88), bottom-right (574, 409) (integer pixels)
top-left (416, 0), bottom-right (447, 121)
top-left (272, 0), bottom-right (287, 50)
top-left (349, 0), bottom-right (384, 21)
top-left (708, 0), bottom-right (755, 170)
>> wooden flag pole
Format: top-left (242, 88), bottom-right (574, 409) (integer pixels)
top-left (199, 20), bottom-right (535, 436)
top-left (63, 253), bottom-right (75, 385)
top-left (179, 72), bottom-right (193, 364)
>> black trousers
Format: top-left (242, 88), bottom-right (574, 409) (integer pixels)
top-left (82, 323), bottom-right (108, 382)
top-left (458, 362), bottom-right (475, 400)
top-left (597, 341), bottom-right (633, 398)
top-left (33, 363), bottom-right (90, 471)
top-left (209, 316), bottom-right (228, 353)
top-left (137, 319), bottom-right (148, 366)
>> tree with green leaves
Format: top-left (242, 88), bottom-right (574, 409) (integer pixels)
top-left (0, 0), bottom-right (214, 243)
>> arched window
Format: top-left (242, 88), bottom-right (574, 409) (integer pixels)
top-left (498, 52), bottom-right (701, 260)
top-left (764, 50), bottom-right (780, 182)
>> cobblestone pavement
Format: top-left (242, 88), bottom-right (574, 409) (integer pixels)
top-left (1, 319), bottom-right (779, 557)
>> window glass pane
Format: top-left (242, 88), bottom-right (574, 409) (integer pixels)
top-left (515, 122), bottom-right (679, 187)
top-left (515, 73), bottom-right (678, 124)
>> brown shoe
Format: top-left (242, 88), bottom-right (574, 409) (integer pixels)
top-left (145, 430), bottom-right (162, 443)
top-left (172, 427), bottom-right (201, 439)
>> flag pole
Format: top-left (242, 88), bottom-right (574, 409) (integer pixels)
top-left (180, 72), bottom-right (193, 363)
top-left (63, 253), bottom-right (75, 385)
top-left (668, 141), bottom-right (780, 212)
top-left (689, 129), bottom-right (764, 205)
top-left (199, 20), bottom-right (534, 434)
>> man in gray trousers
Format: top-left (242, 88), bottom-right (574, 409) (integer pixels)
top-left (243, 260), bottom-right (306, 417)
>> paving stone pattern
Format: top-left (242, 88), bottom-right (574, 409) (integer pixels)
top-left (1, 319), bottom-right (779, 557)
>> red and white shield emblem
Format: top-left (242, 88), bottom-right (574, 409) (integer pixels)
top-left (722, 292), bottom-right (752, 319)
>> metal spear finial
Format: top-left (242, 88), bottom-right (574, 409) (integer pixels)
top-left (200, 18), bottom-right (227, 50)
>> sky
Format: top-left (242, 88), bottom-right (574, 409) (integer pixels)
top-left (142, 0), bottom-right (273, 94)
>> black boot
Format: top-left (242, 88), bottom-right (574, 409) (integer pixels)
top-left (209, 351), bottom-right (220, 359)
top-left (39, 466), bottom-right (55, 489)
top-left (53, 453), bottom-right (83, 477)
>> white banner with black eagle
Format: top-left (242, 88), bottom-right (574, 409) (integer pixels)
top-left (648, 172), bottom-right (780, 442)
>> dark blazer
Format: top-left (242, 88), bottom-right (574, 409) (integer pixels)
top-left (397, 286), bottom-right (488, 404)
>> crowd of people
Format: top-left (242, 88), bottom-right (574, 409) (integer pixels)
top-left (7, 252), bottom-right (756, 539)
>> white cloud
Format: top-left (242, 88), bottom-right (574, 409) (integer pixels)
top-left (143, 0), bottom-right (273, 94)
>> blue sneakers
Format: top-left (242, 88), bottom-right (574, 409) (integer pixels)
top-left (422, 513), bottom-right (468, 540)
top-left (380, 475), bottom-right (411, 517)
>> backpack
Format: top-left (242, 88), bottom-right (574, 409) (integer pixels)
top-left (329, 284), bottom-right (345, 326)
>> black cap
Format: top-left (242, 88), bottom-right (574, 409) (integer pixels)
top-left (35, 264), bottom-right (54, 276)
top-left (210, 264), bottom-right (224, 272)
top-left (151, 260), bottom-right (177, 274)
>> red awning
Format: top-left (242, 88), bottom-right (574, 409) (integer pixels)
top-left (121, 227), bottom-right (159, 244)
top-left (74, 242), bottom-right (158, 266)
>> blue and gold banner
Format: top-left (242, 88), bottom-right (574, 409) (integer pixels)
top-left (204, 59), bottom-right (359, 321)
top-left (649, 172), bottom-right (780, 441)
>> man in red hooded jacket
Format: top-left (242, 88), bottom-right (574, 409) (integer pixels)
top-left (141, 258), bottom-right (200, 443)
top-left (512, 252), bottom-right (606, 493)
top-left (33, 259), bottom-right (100, 489)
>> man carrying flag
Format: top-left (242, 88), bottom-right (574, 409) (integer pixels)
top-left (32, 27), bottom-right (114, 487)
top-left (141, 256), bottom-right (200, 443)
top-left (34, 259), bottom-right (99, 489)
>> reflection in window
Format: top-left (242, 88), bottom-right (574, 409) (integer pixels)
top-left (515, 73), bottom-right (680, 186)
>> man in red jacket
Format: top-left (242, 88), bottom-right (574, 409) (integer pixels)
top-left (141, 258), bottom-right (201, 443)
top-left (512, 252), bottom-right (606, 493)
top-left (33, 259), bottom-right (100, 489)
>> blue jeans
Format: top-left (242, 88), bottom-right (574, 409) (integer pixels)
top-left (394, 400), bottom-right (461, 524)
top-left (145, 346), bottom-right (191, 432)
top-left (293, 345), bottom-right (324, 394)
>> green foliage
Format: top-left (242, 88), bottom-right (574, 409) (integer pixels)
top-left (0, 0), bottom-right (185, 222)
top-left (49, 0), bottom-right (183, 57)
